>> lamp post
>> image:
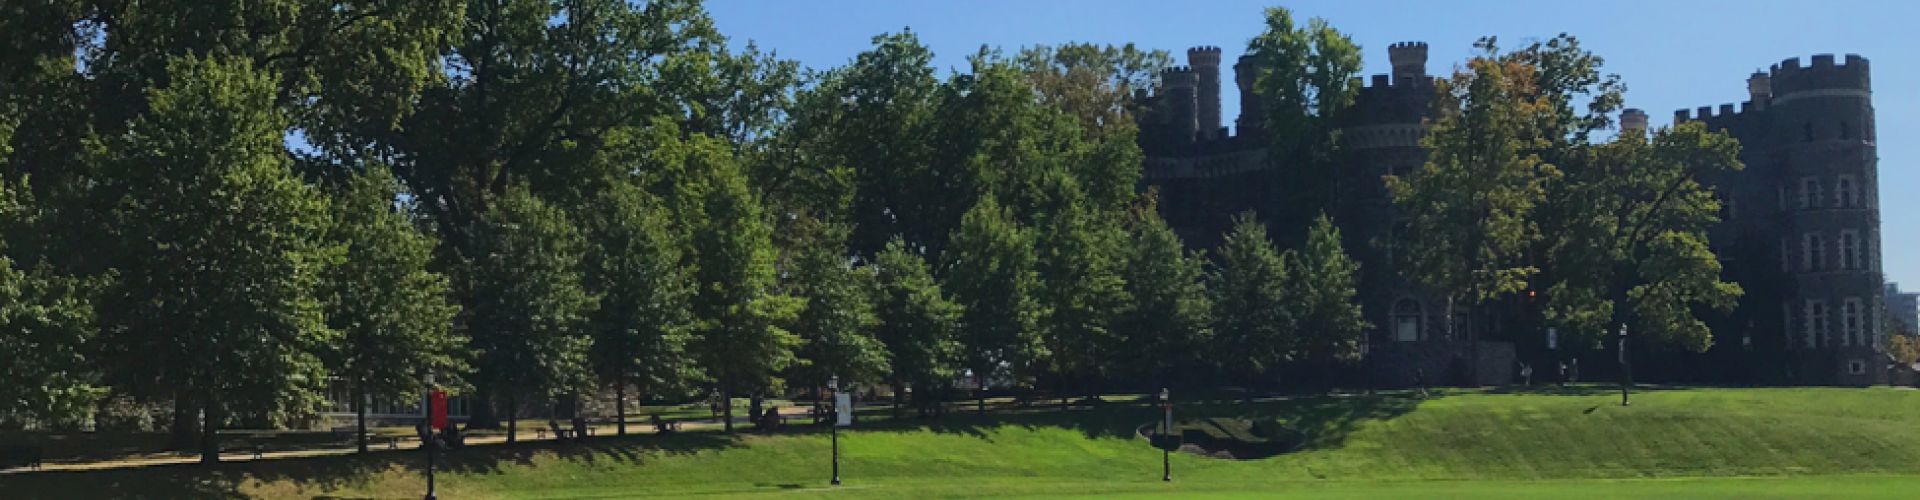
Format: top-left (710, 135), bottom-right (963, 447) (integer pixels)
top-left (829, 375), bottom-right (841, 486)
top-left (1618, 324), bottom-right (1631, 407)
top-left (1160, 387), bottom-right (1171, 482)
top-left (423, 372), bottom-right (437, 500)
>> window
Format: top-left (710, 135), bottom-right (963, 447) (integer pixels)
top-left (1393, 299), bottom-right (1423, 342)
top-left (1842, 298), bottom-right (1863, 346)
top-left (1848, 359), bottom-right (1867, 375)
top-left (1840, 230), bottom-right (1861, 270)
top-left (1779, 238), bottom-right (1792, 272)
top-left (1836, 175), bottom-right (1858, 208)
top-left (1801, 177), bottom-right (1822, 209)
top-left (1803, 233), bottom-right (1825, 271)
top-left (1786, 302), bottom-right (1805, 348)
top-left (1806, 300), bottom-right (1831, 347)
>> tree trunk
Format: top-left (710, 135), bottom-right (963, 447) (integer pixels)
top-left (169, 390), bottom-right (198, 451)
top-left (198, 399), bottom-right (220, 464)
top-left (354, 382), bottom-right (369, 454)
top-left (1618, 323), bottom-right (1632, 406)
top-left (721, 391), bottom-right (734, 433)
top-left (976, 373), bottom-right (986, 414)
top-left (505, 393), bottom-right (518, 444)
top-left (891, 379), bottom-right (902, 419)
top-left (749, 393), bottom-right (764, 430)
top-left (615, 382), bottom-right (627, 436)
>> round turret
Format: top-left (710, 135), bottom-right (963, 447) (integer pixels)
top-left (1188, 46), bottom-right (1224, 140)
top-left (1388, 41), bottom-right (1429, 83)
top-left (1620, 108), bottom-right (1648, 133)
top-left (1747, 71), bottom-right (1772, 108)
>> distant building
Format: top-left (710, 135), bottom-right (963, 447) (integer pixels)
top-left (1135, 43), bottom-right (1884, 386)
top-left (1887, 283), bottom-right (1919, 335)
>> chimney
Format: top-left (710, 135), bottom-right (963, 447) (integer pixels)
top-left (1188, 46), bottom-right (1223, 141)
top-left (1747, 71), bottom-right (1772, 110)
top-left (1620, 108), bottom-right (1648, 134)
top-left (1388, 42), bottom-right (1429, 83)
top-left (1234, 54), bottom-right (1263, 138)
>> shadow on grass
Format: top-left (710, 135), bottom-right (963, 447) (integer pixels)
top-left (0, 430), bottom-right (741, 499)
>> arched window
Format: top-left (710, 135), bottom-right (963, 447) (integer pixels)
top-left (1393, 298), bottom-right (1423, 342)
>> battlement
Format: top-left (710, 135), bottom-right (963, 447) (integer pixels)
top-left (1673, 102), bottom-right (1756, 122)
top-left (1770, 54), bottom-right (1870, 95)
top-left (1389, 41), bottom-right (1429, 51)
top-left (1362, 73), bottom-right (1435, 90)
top-left (1188, 46), bottom-right (1223, 55)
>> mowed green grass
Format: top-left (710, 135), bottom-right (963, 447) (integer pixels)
top-left (5, 386), bottom-right (1920, 498)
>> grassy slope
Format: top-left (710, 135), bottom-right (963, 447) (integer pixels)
top-left (5, 387), bottom-right (1920, 498)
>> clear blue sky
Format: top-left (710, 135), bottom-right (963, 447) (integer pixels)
top-left (708, 0), bottom-right (1917, 288)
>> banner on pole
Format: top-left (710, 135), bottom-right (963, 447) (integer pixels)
top-left (429, 390), bottom-right (448, 430)
top-left (835, 393), bottom-right (852, 427)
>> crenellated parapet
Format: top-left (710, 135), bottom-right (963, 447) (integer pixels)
top-left (1354, 73), bottom-right (1435, 125)
top-left (1770, 54), bottom-right (1870, 102)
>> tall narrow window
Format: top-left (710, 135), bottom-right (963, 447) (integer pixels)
top-left (1801, 177), bottom-right (1823, 209)
top-left (1806, 300), bottom-right (1830, 347)
top-left (1840, 230), bottom-right (1861, 270)
top-left (1842, 298), bottom-right (1863, 346)
top-left (1779, 238), bottom-right (1791, 272)
top-left (1393, 299), bottom-right (1423, 342)
top-left (1786, 302), bottom-right (1805, 348)
top-left (1804, 233), bottom-right (1825, 271)
top-left (1836, 175), bottom-right (1858, 208)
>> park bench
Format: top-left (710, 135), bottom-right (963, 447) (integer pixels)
top-left (540, 421), bottom-right (575, 440)
top-left (334, 426), bottom-right (402, 449)
top-left (224, 442), bottom-right (265, 460)
top-left (1, 445), bottom-right (43, 471)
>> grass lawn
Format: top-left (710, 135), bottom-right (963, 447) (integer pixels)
top-left (5, 386), bottom-right (1920, 498)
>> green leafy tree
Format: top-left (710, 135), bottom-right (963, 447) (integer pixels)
top-left (1542, 123), bottom-right (1743, 353)
top-left (465, 188), bottom-right (596, 443)
top-left (687, 144), bottom-right (802, 433)
top-left (1385, 39), bottom-right (1559, 342)
top-left (321, 165), bottom-right (464, 453)
top-left (789, 222), bottom-right (890, 396)
top-left (943, 195), bottom-right (1045, 411)
top-left (1033, 174), bottom-right (1130, 399)
top-left (98, 57), bottom-right (334, 463)
top-left (1245, 7), bottom-right (1363, 239)
top-left (1289, 213), bottom-right (1370, 379)
top-left (1209, 212), bottom-right (1295, 396)
top-left (0, 178), bottom-right (102, 429)
top-left (872, 237), bottom-right (963, 416)
top-left (583, 181), bottom-right (698, 436)
top-left (1014, 42), bottom-right (1166, 212)
top-left (1116, 199), bottom-right (1212, 390)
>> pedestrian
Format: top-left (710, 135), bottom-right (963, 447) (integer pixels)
top-left (1558, 362), bottom-right (1568, 387)
top-left (1520, 362), bottom-right (1533, 387)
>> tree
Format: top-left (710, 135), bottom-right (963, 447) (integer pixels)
top-left (98, 57), bottom-right (335, 463)
top-left (1033, 174), bottom-right (1130, 400)
top-left (320, 165), bottom-right (464, 453)
top-left (1289, 213), bottom-right (1369, 384)
top-left (1116, 199), bottom-right (1212, 391)
top-left (1542, 123), bottom-right (1744, 355)
top-left (943, 195), bottom-right (1045, 411)
top-left (0, 177), bottom-right (102, 429)
top-left (789, 222), bottom-right (890, 400)
top-left (1209, 212), bottom-right (1295, 397)
top-left (1014, 42), bottom-right (1166, 212)
top-left (465, 188), bottom-right (596, 443)
top-left (1890, 326), bottom-right (1920, 368)
top-left (1245, 7), bottom-right (1363, 240)
top-left (583, 182), bottom-right (698, 436)
top-left (1385, 38), bottom-right (1559, 343)
top-left (687, 143), bottom-right (802, 433)
top-left (872, 237), bottom-right (963, 416)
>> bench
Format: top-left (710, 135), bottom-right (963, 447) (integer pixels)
top-left (224, 442), bottom-right (265, 460)
top-left (650, 415), bottom-right (682, 433)
top-left (1, 445), bottom-right (42, 471)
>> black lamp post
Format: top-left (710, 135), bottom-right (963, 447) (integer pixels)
top-left (829, 375), bottom-right (841, 486)
top-left (423, 372), bottom-right (437, 500)
top-left (1160, 387), bottom-right (1171, 482)
top-left (1618, 324), bottom-right (1631, 407)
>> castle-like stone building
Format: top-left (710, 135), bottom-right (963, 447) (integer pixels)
top-left (1136, 42), bottom-right (1886, 386)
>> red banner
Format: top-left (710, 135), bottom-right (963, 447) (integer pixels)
top-left (429, 391), bottom-right (448, 430)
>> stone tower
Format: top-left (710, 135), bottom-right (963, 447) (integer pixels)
top-left (1162, 65), bottom-right (1198, 145)
top-left (1620, 108), bottom-right (1648, 133)
top-left (1234, 53), bottom-right (1263, 138)
top-left (1388, 41), bottom-right (1429, 84)
top-left (1678, 54), bottom-right (1882, 385)
top-left (1188, 46), bottom-right (1224, 141)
